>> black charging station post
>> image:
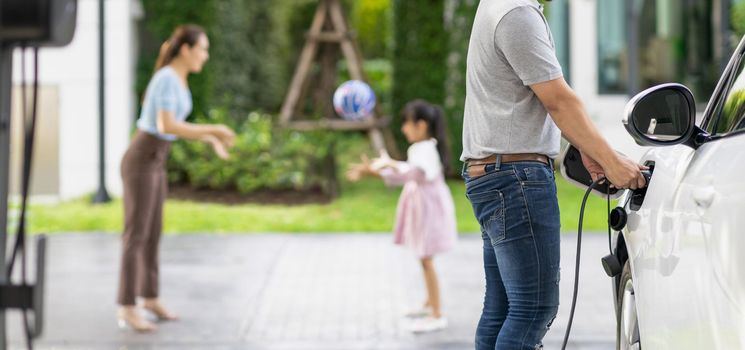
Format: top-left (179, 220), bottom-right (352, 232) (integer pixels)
top-left (0, 41), bottom-right (47, 350)
top-left (0, 42), bottom-right (13, 350)
top-left (0, 0), bottom-right (78, 347)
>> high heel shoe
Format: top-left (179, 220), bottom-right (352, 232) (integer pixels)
top-left (142, 303), bottom-right (179, 321)
top-left (117, 310), bottom-right (157, 332)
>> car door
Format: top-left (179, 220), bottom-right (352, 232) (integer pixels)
top-left (625, 41), bottom-right (745, 349)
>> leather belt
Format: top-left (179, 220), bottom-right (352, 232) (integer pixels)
top-left (466, 153), bottom-right (550, 178)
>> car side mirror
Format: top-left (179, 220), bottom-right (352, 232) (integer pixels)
top-left (622, 83), bottom-right (697, 147)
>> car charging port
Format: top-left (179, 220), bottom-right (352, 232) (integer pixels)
top-left (609, 207), bottom-right (628, 231)
top-left (629, 166), bottom-right (654, 211)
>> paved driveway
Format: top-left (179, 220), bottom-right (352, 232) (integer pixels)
top-left (8, 233), bottom-right (616, 349)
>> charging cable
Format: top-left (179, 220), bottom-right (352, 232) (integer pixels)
top-left (560, 176), bottom-right (607, 350)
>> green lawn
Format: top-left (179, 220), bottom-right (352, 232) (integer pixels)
top-left (27, 176), bottom-right (612, 234)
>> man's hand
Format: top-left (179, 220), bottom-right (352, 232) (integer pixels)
top-left (581, 151), bottom-right (647, 189)
top-left (604, 154), bottom-right (648, 190)
top-left (580, 151), bottom-right (606, 183)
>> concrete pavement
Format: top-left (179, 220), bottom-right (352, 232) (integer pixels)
top-left (7, 232), bottom-right (617, 349)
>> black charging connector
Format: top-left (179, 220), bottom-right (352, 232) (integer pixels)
top-left (630, 170), bottom-right (653, 211)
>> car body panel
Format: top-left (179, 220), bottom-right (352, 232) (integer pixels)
top-left (621, 135), bottom-right (745, 349)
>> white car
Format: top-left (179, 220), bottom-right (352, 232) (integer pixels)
top-left (565, 36), bottom-right (745, 349)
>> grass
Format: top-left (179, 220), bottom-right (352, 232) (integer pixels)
top-left (26, 176), bottom-right (613, 234)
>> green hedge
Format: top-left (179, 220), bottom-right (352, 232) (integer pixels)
top-left (137, 0), bottom-right (218, 119)
top-left (444, 0), bottom-right (479, 174)
top-left (391, 0), bottom-right (448, 160)
top-left (209, 0), bottom-right (288, 119)
top-left (351, 0), bottom-right (392, 59)
top-left (734, 1), bottom-right (745, 37)
top-left (167, 110), bottom-right (338, 194)
top-left (137, 0), bottom-right (290, 121)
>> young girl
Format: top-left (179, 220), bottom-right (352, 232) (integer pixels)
top-left (347, 100), bottom-right (458, 332)
top-left (117, 24), bottom-right (235, 332)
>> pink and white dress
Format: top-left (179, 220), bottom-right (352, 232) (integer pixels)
top-left (378, 139), bottom-right (458, 258)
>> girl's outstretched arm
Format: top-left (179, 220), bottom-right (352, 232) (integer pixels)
top-left (379, 165), bottom-right (426, 187)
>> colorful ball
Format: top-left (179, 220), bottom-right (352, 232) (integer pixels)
top-left (333, 80), bottom-right (376, 120)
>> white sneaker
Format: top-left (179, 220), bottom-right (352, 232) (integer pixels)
top-left (404, 305), bottom-right (433, 318)
top-left (407, 316), bottom-right (448, 333)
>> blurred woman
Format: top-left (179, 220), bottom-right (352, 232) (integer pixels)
top-left (117, 24), bottom-right (235, 332)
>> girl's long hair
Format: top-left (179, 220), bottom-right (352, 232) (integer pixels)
top-left (401, 99), bottom-right (452, 176)
top-left (154, 24), bottom-right (206, 72)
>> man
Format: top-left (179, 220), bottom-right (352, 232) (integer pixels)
top-left (461, 0), bottom-right (646, 349)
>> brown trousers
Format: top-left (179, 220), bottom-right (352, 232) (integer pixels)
top-left (118, 131), bottom-right (171, 306)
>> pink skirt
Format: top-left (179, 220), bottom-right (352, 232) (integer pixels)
top-left (388, 177), bottom-right (458, 257)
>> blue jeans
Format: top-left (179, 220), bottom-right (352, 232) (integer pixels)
top-left (463, 159), bottom-right (561, 350)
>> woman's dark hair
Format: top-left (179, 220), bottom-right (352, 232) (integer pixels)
top-left (401, 99), bottom-right (452, 176)
top-left (154, 24), bottom-right (206, 72)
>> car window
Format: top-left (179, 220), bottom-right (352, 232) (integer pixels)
top-left (708, 56), bottom-right (745, 135)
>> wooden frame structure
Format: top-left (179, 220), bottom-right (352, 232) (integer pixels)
top-left (279, 0), bottom-right (398, 156)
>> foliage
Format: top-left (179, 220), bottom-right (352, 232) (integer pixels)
top-left (167, 110), bottom-right (339, 194)
top-left (734, 1), bottom-right (745, 37)
top-left (350, 0), bottom-right (393, 58)
top-left (444, 0), bottom-right (479, 174)
top-left (137, 0), bottom-right (292, 123)
top-left (208, 0), bottom-right (288, 120)
top-left (137, 0), bottom-right (218, 119)
top-left (280, 0), bottom-right (320, 75)
top-left (717, 88), bottom-right (745, 133)
top-left (391, 0), bottom-right (449, 159)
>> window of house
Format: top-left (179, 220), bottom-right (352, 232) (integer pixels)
top-left (597, 1), bottom-right (627, 94)
top-left (598, 0), bottom-right (721, 99)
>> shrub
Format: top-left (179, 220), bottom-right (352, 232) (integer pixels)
top-left (137, 0), bottom-right (218, 119)
top-left (391, 0), bottom-right (448, 116)
top-left (443, 0), bottom-right (479, 173)
top-left (168, 110), bottom-right (339, 194)
top-left (734, 1), bottom-right (745, 37)
top-left (351, 0), bottom-right (392, 59)
top-left (137, 0), bottom-right (291, 123)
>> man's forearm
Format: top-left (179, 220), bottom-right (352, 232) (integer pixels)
top-left (547, 97), bottom-right (618, 168)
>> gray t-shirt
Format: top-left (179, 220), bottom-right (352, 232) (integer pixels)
top-left (460, 1), bottom-right (563, 161)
